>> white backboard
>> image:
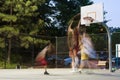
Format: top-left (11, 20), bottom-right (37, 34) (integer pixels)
top-left (81, 3), bottom-right (104, 25)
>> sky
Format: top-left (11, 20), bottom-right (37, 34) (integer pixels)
top-left (92, 0), bottom-right (120, 28)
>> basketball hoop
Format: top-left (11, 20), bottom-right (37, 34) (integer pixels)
top-left (83, 16), bottom-right (94, 26)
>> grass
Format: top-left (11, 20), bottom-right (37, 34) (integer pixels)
top-left (0, 61), bottom-right (31, 69)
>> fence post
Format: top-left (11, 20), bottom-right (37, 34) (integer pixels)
top-left (32, 37), bottom-right (35, 67)
top-left (55, 36), bottom-right (58, 68)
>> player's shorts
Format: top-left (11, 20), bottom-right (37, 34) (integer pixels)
top-left (36, 58), bottom-right (47, 66)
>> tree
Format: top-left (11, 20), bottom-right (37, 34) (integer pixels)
top-left (38, 0), bottom-right (93, 36)
top-left (0, 0), bottom-right (18, 63)
top-left (0, 0), bottom-right (94, 64)
top-left (0, 0), bottom-right (46, 63)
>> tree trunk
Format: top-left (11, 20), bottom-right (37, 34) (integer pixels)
top-left (7, 0), bottom-right (13, 64)
top-left (7, 38), bottom-right (11, 63)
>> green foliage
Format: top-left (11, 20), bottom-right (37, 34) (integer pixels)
top-left (0, 61), bottom-right (4, 69)
top-left (0, 38), bottom-right (5, 48)
top-left (80, 0), bottom-right (93, 6)
top-left (38, 0), bottom-right (93, 36)
top-left (0, 0), bottom-right (46, 63)
top-left (91, 33), bottom-right (107, 51)
top-left (34, 38), bottom-right (50, 45)
top-left (112, 32), bottom-right (120, 51)
top-left (0, 13), bottom-right (17, 22)
top-left (0, 60), bottom-right (17, 69)
top-left (14, 0), bottom-right (45, 16)
top-left (20, 36), bottom-right (33, 48)
top-left (5, 63), bottom-right (17, 69)
top-left (0, 26), bottom-right (19, 38)
top-left (20, 35), bottom-right (49, 48)
top-left (11, 53), bottom-right (21, 63)
top-left (86, 24), bottom-right (106, 34)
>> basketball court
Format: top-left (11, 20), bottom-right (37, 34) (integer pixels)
top-left (0, 68), bottom-right (120, 80)
top-left (0, 3), bottom-right (115, 80)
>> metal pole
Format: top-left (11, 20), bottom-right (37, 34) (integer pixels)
top-left (4, 37), bottom-right (7, 69)
top-left (55, 36), bottom-right (58, 68)
top-left (101, 23), bottom-right (112, 72)
top-left (32, 37), bottom-right (35, 66)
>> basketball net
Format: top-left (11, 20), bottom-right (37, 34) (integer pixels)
top-left (83, 17), bottom-right (94, 26)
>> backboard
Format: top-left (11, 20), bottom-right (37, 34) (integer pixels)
top-left (81, 3), bottom-right (104, 25)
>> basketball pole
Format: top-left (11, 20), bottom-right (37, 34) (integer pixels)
top-left (80, 3), bottom-right (112, 72)
top-left (84, 20), bottom-right (112, 72)
top-left (101, 23), bottom-right (112, 72)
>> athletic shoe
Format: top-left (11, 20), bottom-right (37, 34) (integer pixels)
top-left (44, 71), bottom-right (49, 75)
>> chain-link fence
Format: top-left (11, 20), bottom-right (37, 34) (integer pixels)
top-left (0, 32), bottom-right (120, 69)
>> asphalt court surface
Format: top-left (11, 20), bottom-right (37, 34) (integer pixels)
top-left (0, 68), bottom-right (120, 80)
